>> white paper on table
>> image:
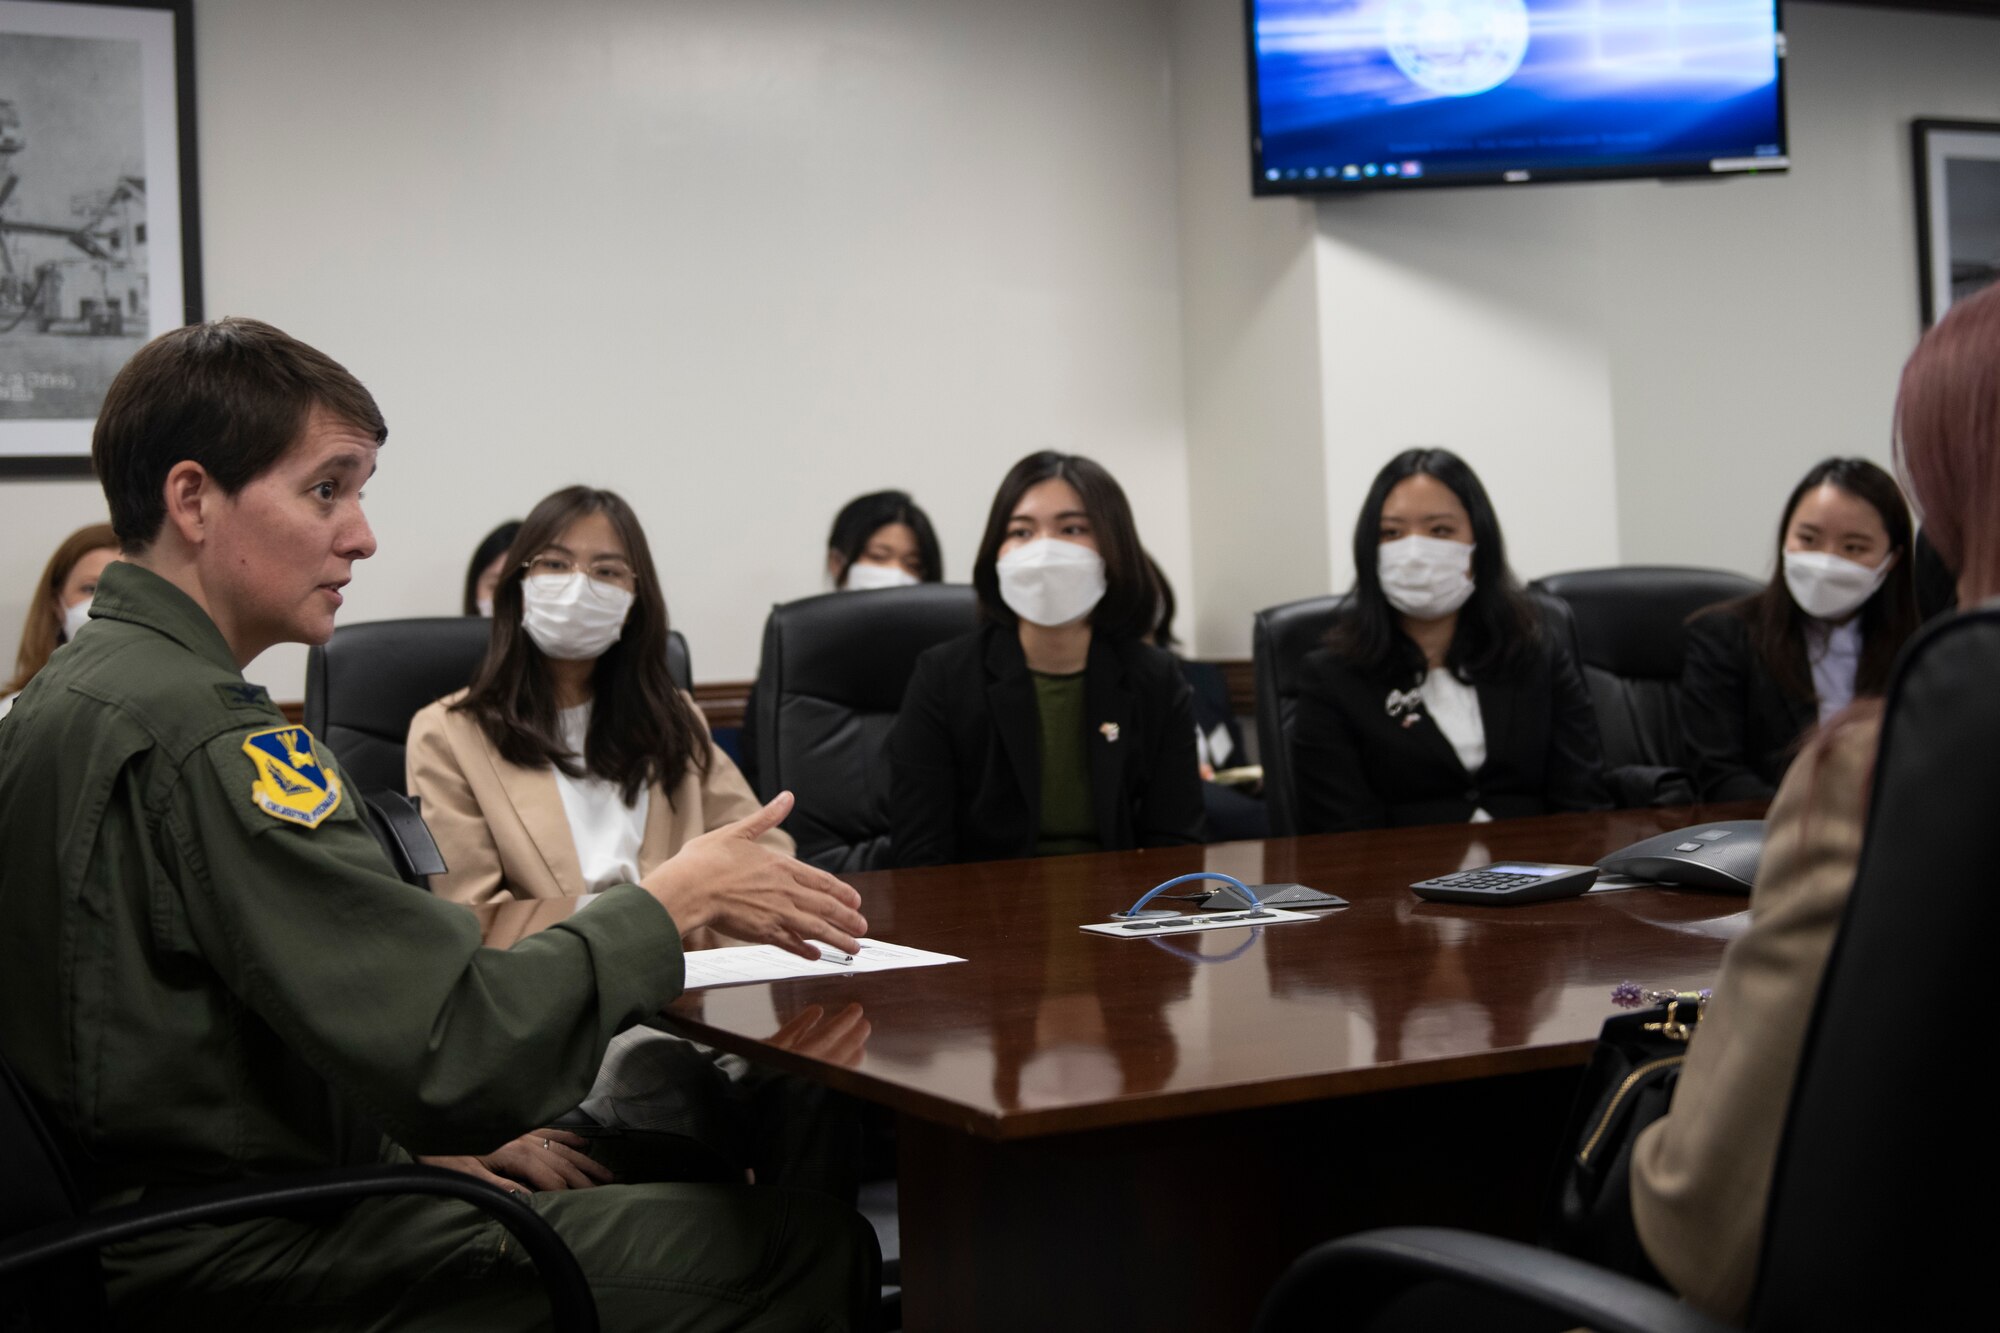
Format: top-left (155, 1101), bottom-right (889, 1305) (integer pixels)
top-left (681, 937), bottom-right (965, 990)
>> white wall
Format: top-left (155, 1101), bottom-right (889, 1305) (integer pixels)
top-left (1314, 185), bottom-right (1623, 591)
top-left (1300, 1), bottom-right (2000, 598)
top-left (1603, 1), bottom-right (2000, 575)
top-left (0, 0), bottom-right (1196, 691)
top-left (1169, 0), bottom-right (1330, 660)
top-left (7, 1), bottom-right (1999, 690)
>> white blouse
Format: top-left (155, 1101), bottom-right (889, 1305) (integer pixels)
top-left (1805, 618), bottom-right (1864, 725)
top-left (1421, 668), bottom-right (1492, 823)
top-left (552, 703), bottom-right (650, 893)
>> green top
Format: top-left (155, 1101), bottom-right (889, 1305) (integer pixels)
top-left (0, 561), bottom-right (684, 1207)
top-left (1032, 669), bottom-right (1098, 856)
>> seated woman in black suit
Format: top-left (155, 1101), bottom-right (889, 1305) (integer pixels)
top-left (887, 451), bottom-right (1204, 866)
top-left (1294, 448), bottom-right (1609, 833)
top-left (1681, 457), bottom-right (1919, 801)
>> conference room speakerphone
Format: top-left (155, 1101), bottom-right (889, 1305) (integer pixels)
top-left (1410, 862), bottom-right (1599, 906)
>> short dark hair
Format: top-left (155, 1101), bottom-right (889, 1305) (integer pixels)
top-left (462, 520), bottom-right (523, 615)
top-left (826, 490), bottom-right (944, 585)
top-left (1328, 448), bottom-right (1540, 681)
top-left (92, 318), bottom-right (387, 552)
top-left (454, 486), bottom-right (709, 803)
top-left (972, 451), bottom-right (1157, 641)
top-left (1705, 456), bottom-right (1919, 701)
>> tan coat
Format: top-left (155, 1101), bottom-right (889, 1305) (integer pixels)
top-left (407, 689), bottom-right (791, 905)
top-left (1630, 712), bottom-right (1881, 1322)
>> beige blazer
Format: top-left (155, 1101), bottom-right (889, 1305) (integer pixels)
top-left (407, 689), bottom-right (792, 905)
top-left (1630, 712), bottom-right (1880, 1323)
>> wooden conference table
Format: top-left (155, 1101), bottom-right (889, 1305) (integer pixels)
top-left (478, 802), bottom-right (1762, 1331)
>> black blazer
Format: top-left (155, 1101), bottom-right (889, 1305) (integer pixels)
top-left (886, 624), bottom-right (1205, 867)
top-left (1680, 607), bottom-right (1817, 802)
top-left (1292, 616), bottom-right (1610, 834)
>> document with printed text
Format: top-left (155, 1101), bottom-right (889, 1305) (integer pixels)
top-left (682, 938), bottom-right (966, 990)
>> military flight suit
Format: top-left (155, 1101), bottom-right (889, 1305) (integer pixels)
top-left (0, 562), bottom-right (875, 1331)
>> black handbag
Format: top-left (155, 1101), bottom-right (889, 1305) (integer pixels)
top-left (1541, 991), bottom-right (1706, 1285)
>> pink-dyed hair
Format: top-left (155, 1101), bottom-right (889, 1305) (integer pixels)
top-left (1896, 281), bottom-right (2000, 605)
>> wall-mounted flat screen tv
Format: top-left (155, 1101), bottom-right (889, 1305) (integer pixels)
top-left (1247, 0), bottom-right (1788, 195)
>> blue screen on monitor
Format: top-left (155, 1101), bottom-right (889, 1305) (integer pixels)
top-left (1248, 0), bottom-right (1787, 193)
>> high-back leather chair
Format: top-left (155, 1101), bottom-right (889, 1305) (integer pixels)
top-left (1252, 592), bottom-right (1588, 834)
top-left (1250, 594), bottom-right (1349, 837)
top-left (1529, 567), bottom-right (1760, 774)
top-left (304, 618), bottom-right (691, 797)
top-left (1252, 604), bottom-right (2000, 1331)
top-left (750, 584), bottom-right (979, 871)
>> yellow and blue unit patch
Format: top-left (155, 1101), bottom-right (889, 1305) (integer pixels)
top-left (242, 726), bottom-right (344, 829)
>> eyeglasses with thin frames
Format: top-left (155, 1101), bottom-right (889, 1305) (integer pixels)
top-left (521, 553), bottom-right (638, 596)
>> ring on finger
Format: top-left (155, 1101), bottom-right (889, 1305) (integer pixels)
top-left (541, 1138), bottom-right (551, 1150)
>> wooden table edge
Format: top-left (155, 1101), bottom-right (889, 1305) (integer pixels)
top-left (651, 1007), bottom-right (1600, 1141)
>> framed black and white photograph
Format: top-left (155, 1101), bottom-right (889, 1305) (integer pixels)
top-left (0, 0), bottom-right (198, 478)
top-left (1914, 118), bottom-right (2000, 329)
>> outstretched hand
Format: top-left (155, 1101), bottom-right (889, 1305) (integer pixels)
top-left (641, 791), bottom-right (867, 959)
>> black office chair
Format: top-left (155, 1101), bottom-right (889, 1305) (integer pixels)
top-left (304, 618), bottom-right (692, 797)
top-left (1253, 603), bottom-right (2000, 1331)
top-left (0, 1054), bottom-right (598, 1332)
top-left (1529, 567), bottom-right (1760, 804)
top-left (1250, 594), bottom-right (1349, 837)
top-left (360, 789), bottom-right (449, 889)
top-left (749, 584), bottom-right (979, 871)
top-left (1251, 592), bottom-right (1587, 835)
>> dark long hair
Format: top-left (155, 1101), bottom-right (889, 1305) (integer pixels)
top-left (826, 490), bottom-right (943, 586)
top-left (1326, 448), bottom-right (1539, 682)
top-left (1704, 457), bottom-right (1918, 702)
top-left (1147, 552), bottom-right (1180, 652)
top-left (461, 520), bottom-right (522, 615)
top-left (453, 487), bottom-right (708, 803)
top-left (972, 451), bottom-right (1157, 641)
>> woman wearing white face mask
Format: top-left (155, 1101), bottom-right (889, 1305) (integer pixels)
top-left (886, 451), bottom-right (1204, 866)
top-left (738, 489), bottom-right (947, 796)
top-left (1682, 457), bottom-right (1919, 801)
top-left (1293, 448), bottom-right (1609, 833)
top-left (824, 489), bottom-right (943, 591)
top-left (409, 486), bottom-right (790, 904)
top-left (1, 521), bottom-right (119, 721)
top-left (409, 487), bottom-right (869, 1204)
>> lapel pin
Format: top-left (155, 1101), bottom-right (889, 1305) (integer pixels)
top-left (1099, 722), bottom-right (1120, 743)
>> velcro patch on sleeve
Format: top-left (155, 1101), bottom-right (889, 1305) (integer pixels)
top-left (241, 726), bottom-right (344, 829)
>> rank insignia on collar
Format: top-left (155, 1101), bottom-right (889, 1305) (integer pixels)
top-left (216, 682), bottom-right (273, 710)
top-left (242, 726), bottom-right (343, 829)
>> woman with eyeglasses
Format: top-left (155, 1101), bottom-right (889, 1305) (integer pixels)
top-left (408, 487), bottom-right (863, 1202)
top-left (409, 486), bottom-right (789, 904)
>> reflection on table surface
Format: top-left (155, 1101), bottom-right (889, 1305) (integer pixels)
top-left (474, 802), bottom-right (1760, 1139)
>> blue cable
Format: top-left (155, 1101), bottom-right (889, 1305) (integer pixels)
top-left (1116, 871), bottom-right (1257, 918)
